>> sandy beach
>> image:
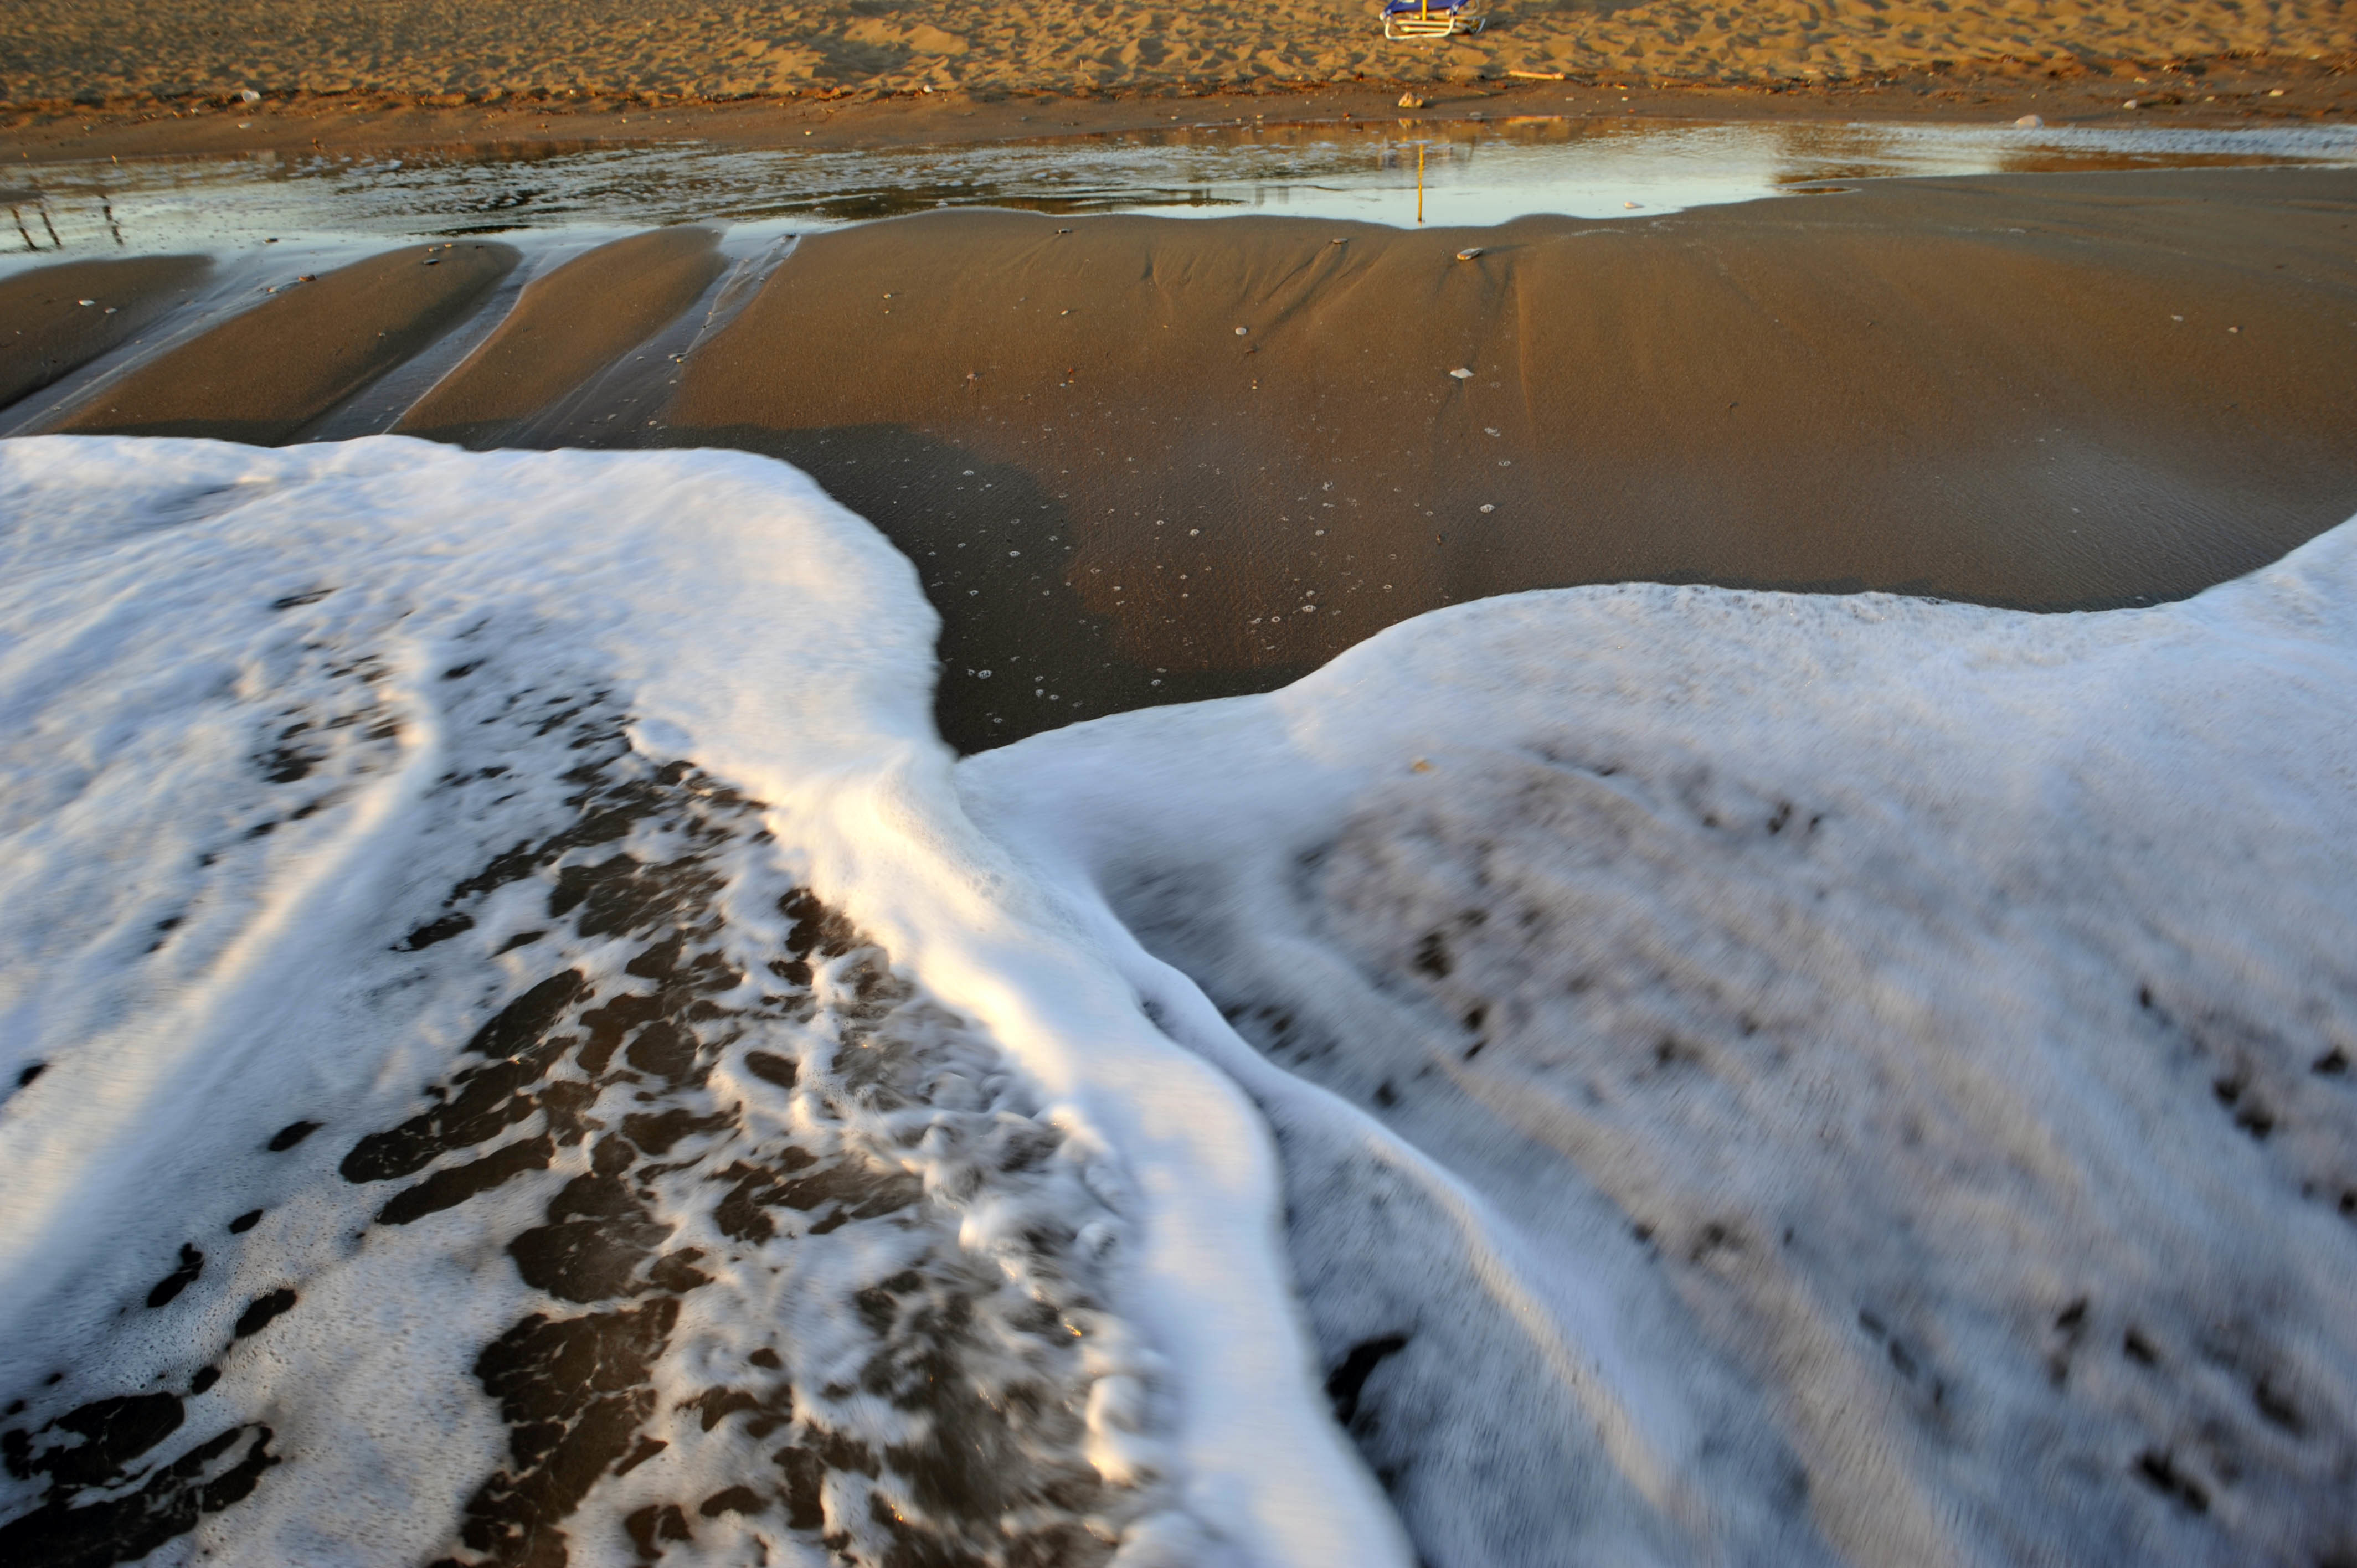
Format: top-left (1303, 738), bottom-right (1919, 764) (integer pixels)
top-left (5, 5), bottom-right (2357, 1565)
top-left (18, 164), bottom-right (2356, 749)
top-left (2, 0), bottom-right (2352, 107)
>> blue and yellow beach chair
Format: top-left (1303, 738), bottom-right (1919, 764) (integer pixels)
top-left (1383, 0), bottom-right (1483, 39)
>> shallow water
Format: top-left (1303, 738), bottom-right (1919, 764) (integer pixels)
top-left (3, 116), bottom-right (2353, 261)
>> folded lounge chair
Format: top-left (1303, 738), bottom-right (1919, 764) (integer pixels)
top-left (1383, 0), bottom-right (1483, 38)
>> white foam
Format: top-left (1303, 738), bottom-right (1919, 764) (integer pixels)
top-left (958, 512), bottom-right (2357, 1562)
top-left (0, 435), bottom-right (1404, 1567)
top-left (11, 427), bottom-right (2355, 1565)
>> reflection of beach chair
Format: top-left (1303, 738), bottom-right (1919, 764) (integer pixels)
top-left (1383, 0), bottom-right (1483, 38)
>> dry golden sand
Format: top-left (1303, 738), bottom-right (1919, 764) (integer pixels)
top-left (1, 0), bottom-right (2350, 105)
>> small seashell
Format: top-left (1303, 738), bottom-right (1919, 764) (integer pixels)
top-left (2014, 113), bottom-right (2045, 127)
top-left (1456, 247), bottom-right (1482, 261)
top-left (1449, 368), bottom-right (1474, 379)
top-left (1234, 326), bottom-right (1248, 336)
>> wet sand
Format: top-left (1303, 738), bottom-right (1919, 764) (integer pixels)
top-left (662, 167), bottom-right (2357, 746)
top-left (0, 254), bottom-right (210, 409)
top-left (395, 227), bottom-right (723, 445)
top-left (55, 241), bottom-right (514, 444)
top-left (3, 61), bottom-right (2353, 176)
top-left (13, 167), bottom-right (2357, 749)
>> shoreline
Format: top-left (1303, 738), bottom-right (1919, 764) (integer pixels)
top-left (11, 164), bottom-right (2349, 750)
top-left (2, 55), bottom-right (2352, 167)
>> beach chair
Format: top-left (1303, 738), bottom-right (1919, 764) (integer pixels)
top-left (1383, 0), bottom-right (1483, 39)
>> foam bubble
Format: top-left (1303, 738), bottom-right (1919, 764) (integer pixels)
top-left (0, 436), bottom-right (1403, 1568)
top-left (960, 512), bottom-right (2357, 1565)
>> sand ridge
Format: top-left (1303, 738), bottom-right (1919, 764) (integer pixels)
top-left (395, 226), bottom-right (725, 445)
top-left (0, 256), bottom-right (211, 409)
top-left (0, 0), bottom-right (2350, 105)
top-left (20, 168), bottom-right (2357, 746)
top-left (56, 241), bottom-right (516, 445)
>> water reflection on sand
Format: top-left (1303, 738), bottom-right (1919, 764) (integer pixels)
top-left (3, 116), bottom-right (2353, 260)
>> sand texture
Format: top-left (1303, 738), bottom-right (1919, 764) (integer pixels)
top-left (0, 255), bottom-right (210, 409)
top-left (1, 0), bottom-right (2349, 104)
top-left (396, 227), bottom-right (724, 445)
top-left (12, 168), bottom-right (2357, 747)
top-left (57, 242), bottom-right (516, 444)
top-left (661, 169), bottom-right (2357, 745)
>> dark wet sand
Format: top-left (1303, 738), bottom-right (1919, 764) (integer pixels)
top-left (396, 227), bottom-right (722, 445)
top-left (656, 167), bottom-right (2357, 746)
top-left (56, 241), bottom-right (516, 445)
top-left (11, 167), bottom-right (2355, 750)
top-left (0, 254), bottom-right (210, 409)
top-left (5, 62), bottom-right (2354, 175)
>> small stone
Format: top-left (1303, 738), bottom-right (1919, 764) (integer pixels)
top-left (1479, 503), bottom-right (1495, 513)
top-left (2015, 113), bottom-right (2045, 128)
top-left (1234, 326), bottom-right (1248, 336)
top-left (1623, 200), bottom-right (1643, 209)
top-left (1449, 368), bottom-right (1473, 379)
top-left (1399, 93), bottom-right (1426, 109)
top-left (239, 89), bottom-right (261, 104)
top-left (77, 298), bottom-right (95, 306)
top-left (2124, 99), bottom-right (2139, 109)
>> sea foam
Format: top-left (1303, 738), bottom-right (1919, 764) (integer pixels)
top-left (962, 506), bottom-right (2357, 1565)
top-left (0, 436), bottom-right (1400, 1568)
top-left (3, 431), bottom-right (2354, 1567)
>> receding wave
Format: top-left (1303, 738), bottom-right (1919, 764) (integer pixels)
top-left (3, 435), bottom-right (2353, 1567)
